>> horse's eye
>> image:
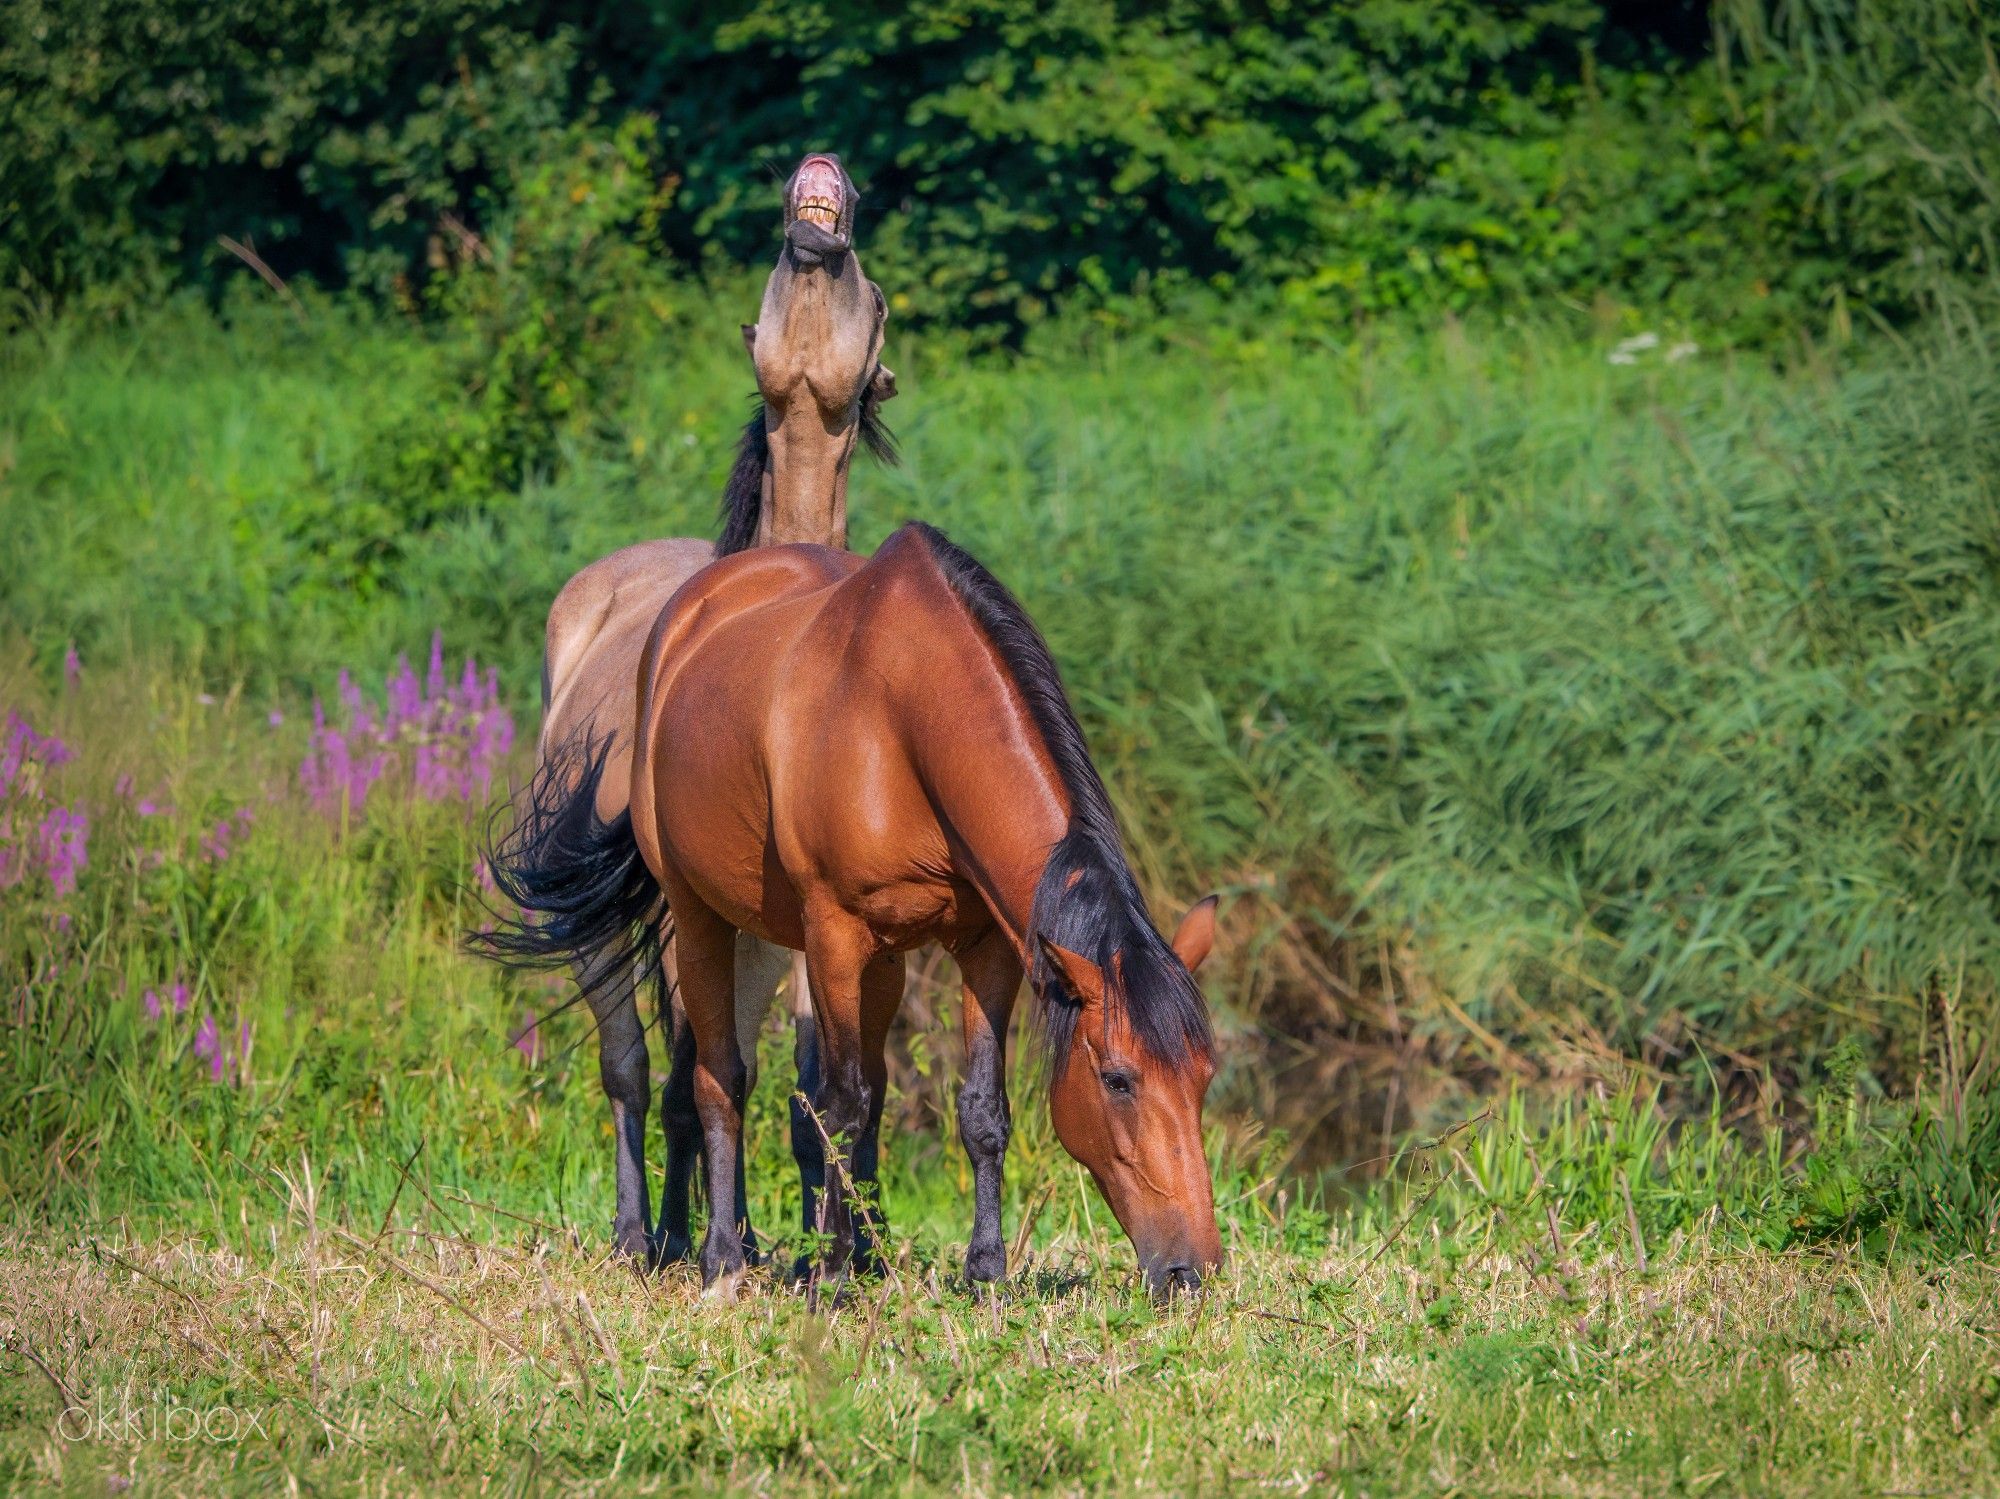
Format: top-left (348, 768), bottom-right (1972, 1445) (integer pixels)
top-left (1100, 1068), bottom-right (1137, 1098)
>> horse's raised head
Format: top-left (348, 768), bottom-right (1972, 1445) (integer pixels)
top-left (1039, 895), bottom-right (1222, 1299)
top-left (781, 153), bottom-right (859, 265)
top-left (731, 151), bottom-right (895, 551)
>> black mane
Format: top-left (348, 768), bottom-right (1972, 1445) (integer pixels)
top-left (908, 522), bottom-right (1212, 1072)
top-left (714, 376), bottom-right (899, 558)
top-left (715, 402), bottom-right (769, 557)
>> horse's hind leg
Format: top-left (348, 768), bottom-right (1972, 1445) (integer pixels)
top-left (579, 945), bottom-right (653, 1262)
top-left (658, 968), bottom-right (699, 1264)
top-left (662, 932), bottom-right (788, 1264)
top-left (728, 933), bottom-right (791, 1264)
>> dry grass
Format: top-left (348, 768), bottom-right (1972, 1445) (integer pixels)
top-left (4, 1172), bottom-right (1997, 1496)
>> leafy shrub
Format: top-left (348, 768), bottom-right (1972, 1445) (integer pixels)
top-left (293, 118), bottom-right (679, 599)
top-left (6, 2), bottom-right (1995, 343)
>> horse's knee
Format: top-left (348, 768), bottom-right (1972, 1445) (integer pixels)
top-left (957, 1080), bottom-right (1009, 1161)
top-left (817, 1063), bottom-right (871, 1146)
top-left (695, 1051), bottom-right (748, 1119)
top-left (597, 1029), bottom-right (650, 1105)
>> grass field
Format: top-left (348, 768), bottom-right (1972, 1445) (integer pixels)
top-left (2, 300), bottom-right (1998, 1492)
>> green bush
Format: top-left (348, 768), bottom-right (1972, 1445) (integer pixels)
top-left (5, 2), bottom-right (1994, 343)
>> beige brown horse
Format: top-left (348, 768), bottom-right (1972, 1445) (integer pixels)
top-left (489, 524), bottom-right (1223, 1298)
top-left (534, 153), bottom-right (894, 1262)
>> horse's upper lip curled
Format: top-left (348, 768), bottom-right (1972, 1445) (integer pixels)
top-left (792, 156), bottom-right (846, 231)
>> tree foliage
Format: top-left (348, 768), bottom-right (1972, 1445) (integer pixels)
top-left (1, 0), bottom-right (1993, 340)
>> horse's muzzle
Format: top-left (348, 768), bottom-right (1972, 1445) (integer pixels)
top-left (1144, 1257), bottom-right (1207, 1301)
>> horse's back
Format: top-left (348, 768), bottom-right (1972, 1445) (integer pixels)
top-left (541, 538), bottom-right (717, 819)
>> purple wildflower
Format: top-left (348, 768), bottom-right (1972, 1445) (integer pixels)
top-left (34, 806), bottom-right (88, 896)
top-left (512, 1010), bottom-right (544, 1065)
top-left (63, 644), bottom-right (81, 690)
top-left (193, 1013), bottom-right (223, 1081)
top-left (200, 806), bottom-right (254, 863)
top-left (267, 709), bottom-right (284, 728)
top-left (143, 988), bottom-right (162, 1022)
top-left (300, 639), bottom-right (515, 819)
top-left (2, 709), bottom-right (73, 795)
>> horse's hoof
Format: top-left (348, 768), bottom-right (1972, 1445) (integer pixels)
top-left (612, 1223), bottom-right (653, 1263)
top-left (963, 1241), bottom-right (1006, 1285)
top-left (655, 1232), bottom-right (693, 1268)
top-left (703, 1266), bottom-right (748, 1304)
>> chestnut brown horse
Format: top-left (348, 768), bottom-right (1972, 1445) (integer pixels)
top-left (489, 522), bottom-right (1222, 1297)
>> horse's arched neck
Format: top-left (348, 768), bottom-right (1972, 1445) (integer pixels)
top-left (755, 400), bottom-right (854, 549)
top-left (909, 612), bottom-right (1075, 959)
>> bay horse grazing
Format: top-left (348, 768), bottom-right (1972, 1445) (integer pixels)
top-left (524, 152), bottom-right (895, 1264)
top-left (491, 522), bottom-right (1223, 1298)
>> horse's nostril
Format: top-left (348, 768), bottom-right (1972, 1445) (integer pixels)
top-left (1161, 1262), bottom-right (1202, 1295)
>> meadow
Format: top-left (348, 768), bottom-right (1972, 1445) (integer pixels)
top-left (2, 296), bottom-right (1998, 1493)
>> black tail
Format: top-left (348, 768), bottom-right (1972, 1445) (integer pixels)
top-left (468, 733), bottom-right (666, 1004)
top-left (716, 403), bottom-right (770, 556)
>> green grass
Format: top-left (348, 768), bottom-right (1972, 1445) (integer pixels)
top-left (4, 298), bottom-right (1997, 1140)
top-left (1, 654), bottom-right (1996, 1492)
top-left (3, 301), bottom-right (1999, 1490)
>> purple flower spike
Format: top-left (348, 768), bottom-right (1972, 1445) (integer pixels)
top-left (303, 638), bottom-right (515, 823)
top-left (63, 643), bottom-right (81, 689)
top-left (143, 988), bottom-right (162, 1022)
top-left (513, 1010), bottom-right (543, 1065)
top-left (193, 1013), bottom-right (222, 1079)
top-left (171, 981), bottom-right (190, 1015)
top-left (34, 806), bottom-right (88, 896)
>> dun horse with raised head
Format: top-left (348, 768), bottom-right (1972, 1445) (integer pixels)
top-left (488, 523), bottom-right (1223, 1298)
top-left (526, 152), bottom-right (895, 1265)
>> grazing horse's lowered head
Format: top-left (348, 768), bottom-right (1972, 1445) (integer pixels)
top-left (722, 153), bottom-right (897, 555)
top-left (1037, 899), bottom-right (1222, 1295)
top-left (925, 533), bottom-right (1224, 1295)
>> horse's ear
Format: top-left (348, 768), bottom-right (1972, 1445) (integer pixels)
top-left (741, 323), bottom-right (758, 361)
top-left (1170, 896), bottom-right (1218, 973)
top-left (1038, 936), bottom-right (1105, 1008)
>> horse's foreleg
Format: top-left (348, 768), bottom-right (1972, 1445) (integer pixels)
top-left (579, 947), bottom-right (653, 1262)
top-left (800, 916), bottom-right (880, 1286)
top-left (785, 951), bottom-right (825, 1275)
top-left (850, 951), bottom-right (904, 1274)
top-left (956, 929), bottom-right (1023, 1284)
top-left (666, 896), bottom-right (750, 1292)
